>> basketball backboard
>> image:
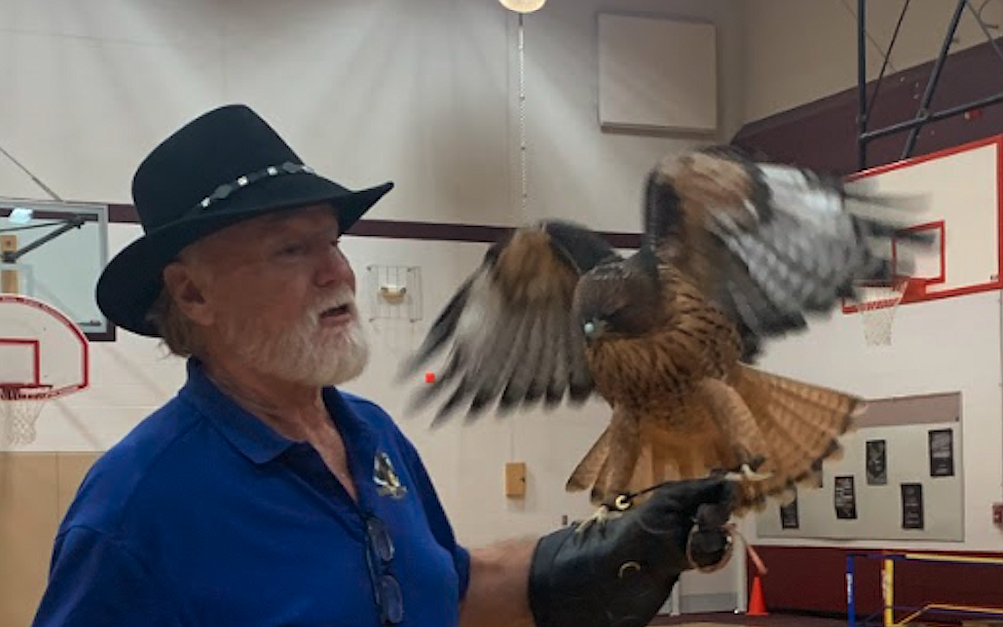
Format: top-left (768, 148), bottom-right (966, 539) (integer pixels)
top-left (0, 294), bottom-right (89, 394)
top-left (0, 293), bottom-right (89, 446)
top-left (0, 199), bottom-right (110, 339)
top-left (842, 134), bottom-right (1002, 314)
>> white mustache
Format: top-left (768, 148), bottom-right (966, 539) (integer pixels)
top-left (311, 287), bottom-right (358, 317)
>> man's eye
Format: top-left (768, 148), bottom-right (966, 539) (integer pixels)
top-left (278, 244), bottom-right (306, 256)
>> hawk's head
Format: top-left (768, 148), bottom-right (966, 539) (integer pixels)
top-left (574, 248), bottom-right (664, 343)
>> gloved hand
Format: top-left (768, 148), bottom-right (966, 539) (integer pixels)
top-left (527, 476), bottom-right (737, 627)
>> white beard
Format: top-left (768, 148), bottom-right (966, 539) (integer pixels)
top-left (224, 288), bottom-right (370, 388)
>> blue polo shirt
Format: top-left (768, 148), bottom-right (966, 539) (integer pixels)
top-left (31, 359), bottom-right (471, 626)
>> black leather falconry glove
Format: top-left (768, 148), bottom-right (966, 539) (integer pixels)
top-left (528, 476), bottom-right (737, 627)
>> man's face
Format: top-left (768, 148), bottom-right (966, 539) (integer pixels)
top-left (177, 203), bottom-right (369, 387)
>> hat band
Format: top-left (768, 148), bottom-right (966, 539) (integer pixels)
top-left (184, 161), bottom-right (317, 217)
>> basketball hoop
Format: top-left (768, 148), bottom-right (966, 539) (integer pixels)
top-left (0, 385), bottom-right (53, 447)
top-left (853, 278), bottom-right (911, 346)
top-left (0, 294), bottom-right (90, 448)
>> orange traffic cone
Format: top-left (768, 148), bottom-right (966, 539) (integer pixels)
top-left (747, 573), bottom-right (768, 616)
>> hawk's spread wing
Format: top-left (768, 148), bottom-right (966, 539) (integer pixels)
top-left (400, 220), bottom-right (620, 423)
top-left (644, 146), bottom-right (929, 361)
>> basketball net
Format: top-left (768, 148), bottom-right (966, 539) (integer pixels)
top-left (854, 279), bottom-right (910, 346)
top-left (0, 385), bottom-right (50, 447)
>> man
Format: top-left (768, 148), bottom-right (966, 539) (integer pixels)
top-left (32, 105), bottom-right (736, 626)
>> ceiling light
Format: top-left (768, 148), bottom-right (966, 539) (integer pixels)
top-left (499, 0), bottom-right (547, 14)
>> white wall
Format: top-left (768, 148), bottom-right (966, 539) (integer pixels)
top-left (1, 0), bottom-right (746, 227)
top-left (0, 0), bottom-right (515, 225)
top-left (522, 0), bottom-right (747, 233)
top-left (754, 292), bottom-right (1003, 552)
top-left (740, 0), bottom-right (1003, 122)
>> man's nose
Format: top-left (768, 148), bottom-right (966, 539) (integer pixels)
top-left (316, 246), bottom-right (354, 287)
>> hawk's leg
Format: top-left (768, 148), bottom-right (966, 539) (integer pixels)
top-left (575, 408), bottom-right (641, 533)
top-left (697, 378), bottom-right (772, 484)
top-left (575, 494), bottom-right (630, 533)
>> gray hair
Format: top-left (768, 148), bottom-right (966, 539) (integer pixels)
top-left (144, 286), bottom-right (207, 358)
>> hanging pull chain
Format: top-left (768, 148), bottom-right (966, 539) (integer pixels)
top-left (517, 12), bottom-right (529, 224)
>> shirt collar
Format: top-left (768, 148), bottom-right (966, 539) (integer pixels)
top-left (178, 359), bottom-right (382, 495)
top-left (321, 387), bottom-right (380, 494)
top-left (179, 359), bottom-right (296, 464)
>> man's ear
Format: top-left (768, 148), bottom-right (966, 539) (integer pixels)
top-left (162, 261), bottom-right (214, 327)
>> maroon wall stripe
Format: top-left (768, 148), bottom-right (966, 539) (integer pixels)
top-left (734, 37), bottom-right (1003, 175)
top-left (106, 203), bottom-right (140, 224)
top-left (749, 546), bottom-right (1003, 618)
top-left (107, 203), bottom-right (644, 248)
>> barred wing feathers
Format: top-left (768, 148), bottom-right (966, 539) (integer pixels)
top-left (401, 220), bottom-right (620, 424)
top-left (644, 147), bottom-right (931, 360)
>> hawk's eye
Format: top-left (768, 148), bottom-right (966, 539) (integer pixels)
top-left (605, 308), bottom-right (630, 330)
top-left (606, 305), bottom-right (651, 334)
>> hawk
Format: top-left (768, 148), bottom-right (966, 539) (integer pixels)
top-left (400, 146), bottom-right (928, 513)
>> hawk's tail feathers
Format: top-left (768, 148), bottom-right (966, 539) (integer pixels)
top-left (732, 365), bottom-right (864, 512)
top-left (565, 423), bottom-right (611, 493)
top-left (565, 407), bottom-right (644, 506)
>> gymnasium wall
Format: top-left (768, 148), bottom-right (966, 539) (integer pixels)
top-left (736, 1), bottom-right (1003, 174)
top-left (739, 0), bottom-right (1003, 124)
top-left (732, 1), bottom-right (1003, 615)
top-left (746, 289), bottom-right (1003, 614)
top-left (746, 546), bottom-right (1003, 617)
top-left (7, 0), bottom-right (1001, 622)
top-left (0, 0), bottom-right (749, 623)
top-left (753, 288), bottom-right (1003, 547)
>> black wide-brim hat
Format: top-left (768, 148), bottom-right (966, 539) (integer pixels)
top-left (96, 104), bottom-right (393, 337)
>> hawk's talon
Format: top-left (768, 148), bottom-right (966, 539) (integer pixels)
top-left (575, 505), bottom-right (609, 533)
top-left (575, 502), bottom-right (626, 533)
top-left (723, 463), bottom-right (771, 483)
